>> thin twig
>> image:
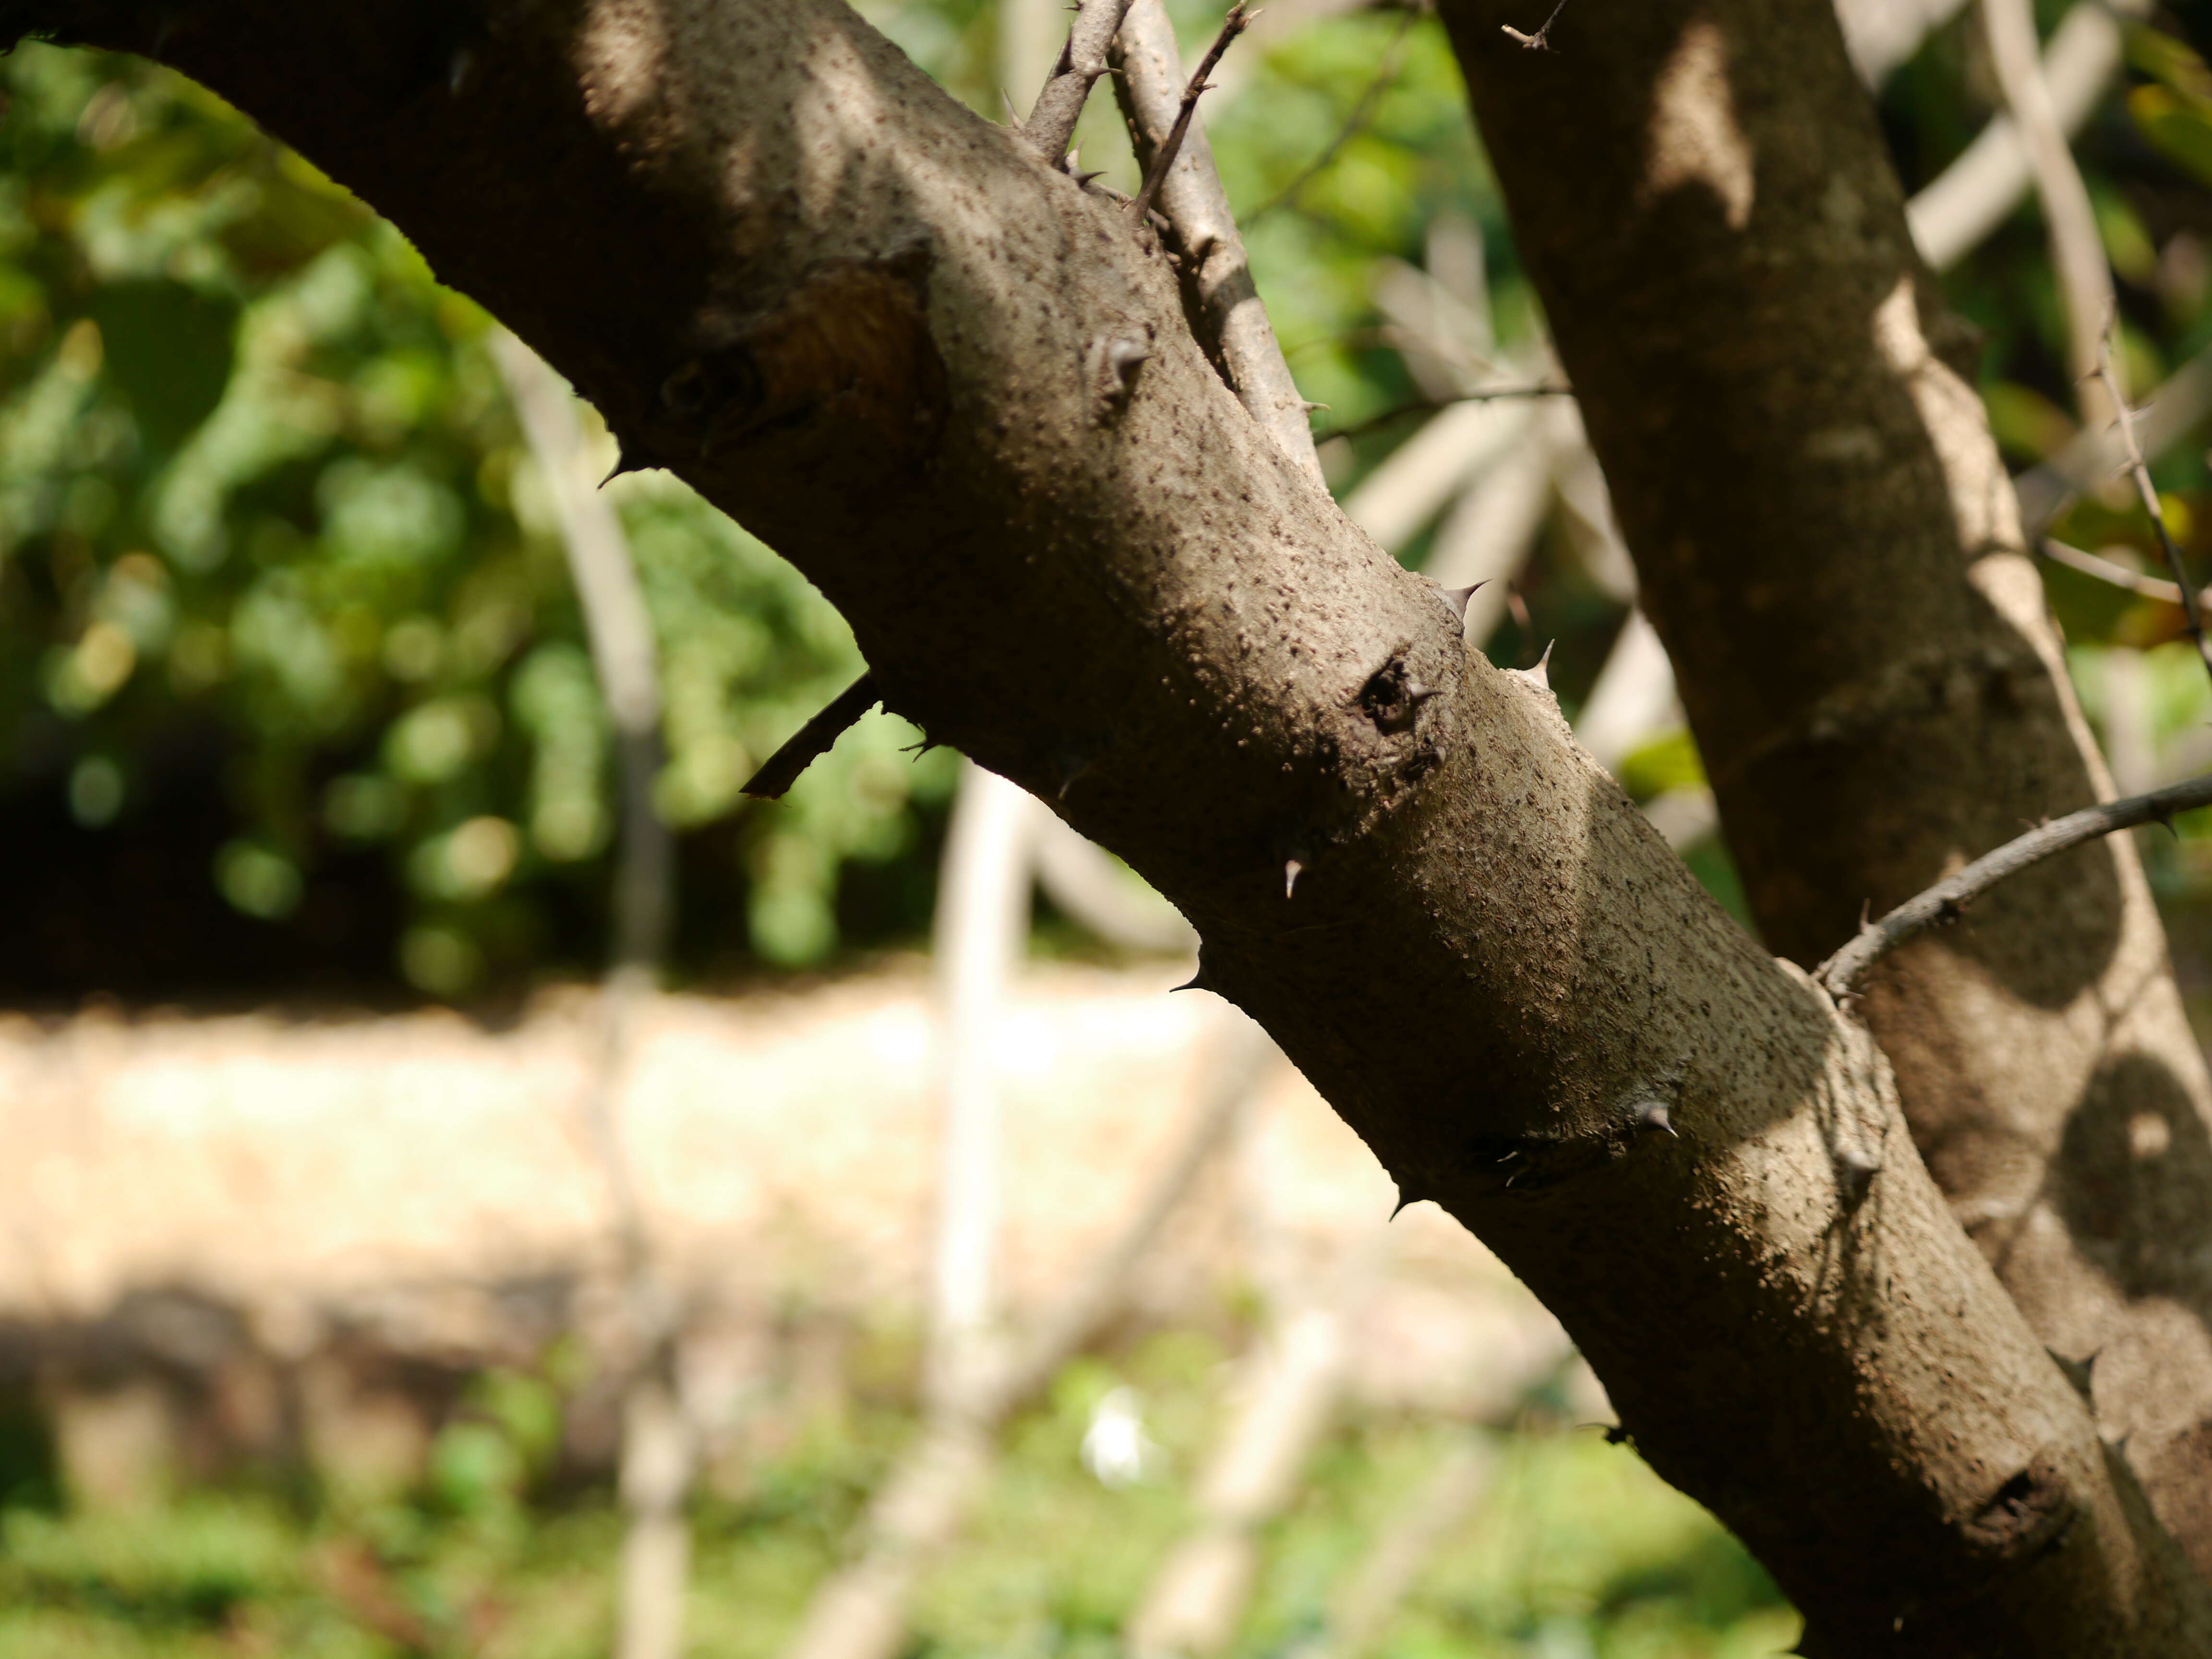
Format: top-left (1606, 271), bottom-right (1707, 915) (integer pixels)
top-left (1021, 0), bottom-right (1140, 167)
top-left (1501, 0), bottom-right (1566, 49)
top-left (1980, 0), bottom-right (2113, 421)
top-left (2039, 535), bottom-right (2212, 609)
top-left (1814, 772), bottom-right (2212, 998)
top-left (1311, 383), bottom-right (1572, 445)
top-left (1242, 10), bottom-right (1415, 226)
top-left (742, 672), bottom-right (881, 800)
top-left (2096, 319), bottom-right (2212, 692)
top-left (1128, 1), bottom-right (1251, 228)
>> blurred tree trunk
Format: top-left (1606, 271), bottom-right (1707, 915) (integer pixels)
top-left (1440, 0), bottom-right (2212, 1569)
top-left (17, 0), bottom-right (2212, 1648)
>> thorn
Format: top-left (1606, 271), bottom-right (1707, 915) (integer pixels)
top-left (2048, 1348), bottom-right (2097, 1403)
top-left (1001, 87), bottom-right (1023, 127)
top-left (1390, 1188), bottom-right (1421, 1220)
top-left (1404, 680), bottom-right (1438, 706)
top-left (1435, 581), bottom-right (1485, 625)
top-left (448, 46), bottom-right (475, 96)
top-left (1072, 169), bottom-right (1106, 188)
top-left (1171, 963), bottom-right (1214, 994)
top-left (600, 446), bottom-right (651, 487)
top-left (1835, 1146), bottom-right (1880, 1208)
top-left (1106, 337), bottom-right (1150, 385)
top-left (1634, 1100), bottom-right (1677, 1138)
top-left (1054, 750), bottom-right (1093, 800)
top-left (1300, 399), bottom-right (1331, 413)
top-left (1284, 858), bottom-right (1303, 899)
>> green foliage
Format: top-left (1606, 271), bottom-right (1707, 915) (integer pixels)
top-left (0, 43), bottom-right (953, 995)
top-left (0, 1334), bottom-right (1793, 1658)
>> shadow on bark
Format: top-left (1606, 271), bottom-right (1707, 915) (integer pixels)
top-left (2054, 1051), bottom-right (2212, 1308)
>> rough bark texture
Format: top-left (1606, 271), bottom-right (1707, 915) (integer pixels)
top-left (1439, 0), bottom-right (2212, 1572)
top-left (14, 0), bottom-right (2212, 1647)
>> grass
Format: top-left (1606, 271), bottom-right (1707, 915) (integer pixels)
top-left (0, 1330), bottom-right (1797, 1658)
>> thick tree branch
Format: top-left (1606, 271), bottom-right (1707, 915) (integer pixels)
top-left (25, 0), bottom-right (2212, 1645)
top-left (1817, 774), bottom-right (2212, 998)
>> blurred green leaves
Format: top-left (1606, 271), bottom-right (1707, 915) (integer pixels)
top-left (0, 42), bottom-right (952, 996)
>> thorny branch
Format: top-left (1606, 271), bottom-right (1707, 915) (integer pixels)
top-left (1500, 0), bottom-right (1567, 50)
top-left (1129, 1), bottom-right (1252, 228)
top-left (1020, 0), bottom-right (1139, 166)
top-left (1814, 771), bottom-right (2212, 997)
top-left (741, 672), bottom-right (881, 799)
top-left (2096, 319), bottom-right (2212, 692)
top-left (1242, 9), bottom-right (1416, 226)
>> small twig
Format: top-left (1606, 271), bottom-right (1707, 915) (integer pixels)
top-left (1501, 0), bottom-right (1566, 49)
top-left (742, 672), bottom-right (881, 800)
top-left (1311, 384), bottom-right (1571, 445)
top-left (2038, 536), bottom-right (2212, 609)
top-left (1021, 0), bottom-right (1139, 167)
top-left (1814, 772), bottom-right (2212, 998)
top-left (1242, 10), bottom-right (1414, 226)
top-left (1128, 1), bottom-right (1251, 228)
top-left (2096, 317), bottom-right (2212, 692)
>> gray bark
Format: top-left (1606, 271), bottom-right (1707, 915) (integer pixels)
top-left (23, 0), bottom-right (2212, 1647)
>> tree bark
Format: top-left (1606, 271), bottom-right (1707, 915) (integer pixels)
top-left (21, 0), bottom-right (2212, 1646)
top-left (1441, 0), bottom-right (2212, 1573)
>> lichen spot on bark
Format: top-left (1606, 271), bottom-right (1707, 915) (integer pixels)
top-left (1643, 20), bottom-right (1755, 233)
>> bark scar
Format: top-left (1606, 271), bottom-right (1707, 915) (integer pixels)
top-left (669, 251), bottom-right (948, 470)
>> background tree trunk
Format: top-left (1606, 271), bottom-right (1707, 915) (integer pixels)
top-left (1440, 0), bottom-right (2212, 1569)
top-left (15, 0), bottom-right (2212, 1646)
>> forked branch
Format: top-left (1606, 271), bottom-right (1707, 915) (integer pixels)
top-left (1815, 772), bottom-right (2212, 997)
top-left (1021, 0), bottom-right (1140, 166)
top-left (1129, 2), bottom-right (1252, 228)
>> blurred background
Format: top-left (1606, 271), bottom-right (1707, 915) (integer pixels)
top-left (4, 0), bottom-right (2212, 1650)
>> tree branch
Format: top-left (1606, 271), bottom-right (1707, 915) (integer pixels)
top-left (1979, 0), bottom-right (2114, 421)
top-left (1114, 0), bottom-right (1323, 479)
top-left (1127, 2), bottom-right (1251, 228)
top-left (44, 0), bottom-right (2212, 1641)
top-left (1815, 773), bottom-right (2212, 998)
top-left (741, 673), bottom-right (881, 801)
top-left (1500, 0), bottom-right (1566, 49)
top-left (1907, 0), bottom-right (2151, 271)
top-left (2039, 535), bottom-right (2212, 609)
top-left (1019, 0), bottom-right (1138, 165)
top-left (1311, 382), bottom-right (1571, 445)
top-left (2096, 322), bottom-right (2212, 693)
